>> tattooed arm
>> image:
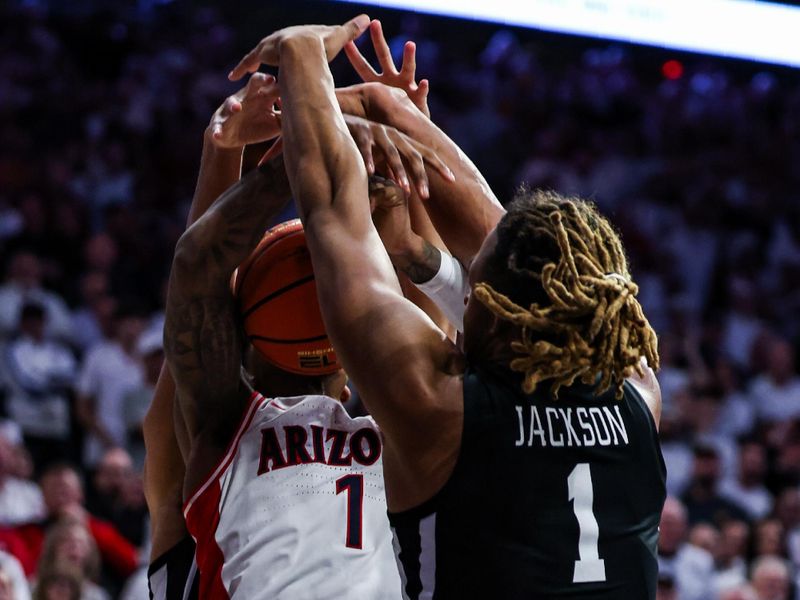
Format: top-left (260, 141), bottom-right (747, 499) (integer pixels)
top-left (370, 176), bottom-right (468, 333)
top-left (164, 156), bottom-right (291, 497)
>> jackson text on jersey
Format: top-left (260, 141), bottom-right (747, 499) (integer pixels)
top-left (514, 405), bottom-right (629, 448)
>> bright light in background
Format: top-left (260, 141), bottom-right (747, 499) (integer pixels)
top-left (334, 0), bottom-right (800, 68)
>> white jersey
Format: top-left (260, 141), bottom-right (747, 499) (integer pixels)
top-left (184, 392), bottom-right (402, 600)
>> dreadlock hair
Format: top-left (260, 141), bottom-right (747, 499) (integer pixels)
top-left (473, 188), bottom-right (659, 399)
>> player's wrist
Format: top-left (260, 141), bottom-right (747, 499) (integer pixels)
top-left (392, 236), bottom-right (441, 284)
top-left (279, 34), bottom-right (324, 63)
top-left (203, 126), bottom-right (245, 153)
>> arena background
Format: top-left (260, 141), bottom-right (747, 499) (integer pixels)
top-left (0, 1), bottom-right (799, 598)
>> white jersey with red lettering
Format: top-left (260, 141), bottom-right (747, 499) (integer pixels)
top-left (184, 391), bottom-right (402, 600)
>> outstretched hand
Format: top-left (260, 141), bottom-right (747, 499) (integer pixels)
top-left (229, 14), bottom-right (370, 80)
top-left (344, 19), bottom-right (430, 117)
top-left (209, 73), bottom-right (281, 149)
top-left (345, 115), bottom-right (453, 199)
top-left (369, 175), bottom-right (420, 258)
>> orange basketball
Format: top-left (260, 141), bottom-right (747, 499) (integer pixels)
top-left (232, 219), bottom-right (339, 376)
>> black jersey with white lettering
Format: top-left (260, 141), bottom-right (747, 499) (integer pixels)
top-left (148, 535), bottom-right (199, 600)
top-left (388, 366), bottom-right (666, 599)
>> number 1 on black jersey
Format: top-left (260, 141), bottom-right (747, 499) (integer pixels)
top-left (568, 463), bottom-right (606, 583)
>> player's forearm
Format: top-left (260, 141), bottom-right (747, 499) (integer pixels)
top-left (172, 156), bottom-right (290, 291)
top-left (186, 129), bottom-right (244, 226)
top-left (341, 83), bottom-right (504, 264)
top-left (280, 36), bottom-right (365, 220)
top-left (165, 159), bottom-right (290, 441)
top-left (391, 235), bottom-right (441, 284)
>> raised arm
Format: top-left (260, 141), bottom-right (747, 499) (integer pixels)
top-left (189, 73), bottom-right (281, 224)
top-left (370, 177), bottom-right (468, 333)
top-left (369, 176), bottom-right (457, 339)
top-left (231, 18), bottom-right (465, 509)
top-left (144, 77), bottom-right (281, 558)
top-left (340, 20), bottom-right (506, 265)
top-left (163, 157), bottom-right (291, 497)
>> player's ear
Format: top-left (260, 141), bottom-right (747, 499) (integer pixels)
top-left (340, 385), bottom-right (352, 404)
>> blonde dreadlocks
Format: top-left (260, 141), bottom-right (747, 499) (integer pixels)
top-left (474, 189), bottom-right (659, 399)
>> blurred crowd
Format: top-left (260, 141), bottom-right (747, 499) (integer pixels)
top-left (0, 2), bottom-right (799, 599)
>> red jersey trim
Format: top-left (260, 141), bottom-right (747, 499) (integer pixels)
top-left (184, 391), bottom-right (265, 517)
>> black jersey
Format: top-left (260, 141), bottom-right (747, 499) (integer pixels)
top-left (388, 367), bottom-right (666, 599)
top-left (148, 535), bottom-right (199, 600)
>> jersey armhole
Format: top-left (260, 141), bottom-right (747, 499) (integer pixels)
top-left (388, 367), bottom-right (485, 522)
top-left (624, 380), bottom-right (667, 483)
top-left (147, 534), bottom-right (195, 577)
top-left (624, 380), bottom-right (659, 437)
top-left (183, 390), bottom-right (265, 517)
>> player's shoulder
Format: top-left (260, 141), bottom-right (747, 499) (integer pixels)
top-left (625, 364), bottom-right (661, 429)
top-left (260, 393), bottom-right (378, 429)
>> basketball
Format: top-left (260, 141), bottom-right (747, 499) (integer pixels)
top-left (232, 219), bottom-right (340, 375)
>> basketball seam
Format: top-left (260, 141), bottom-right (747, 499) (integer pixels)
top-left (234, 222), bottom-right (302, 298)
top-left (240, 274), bottom-right (315, 319)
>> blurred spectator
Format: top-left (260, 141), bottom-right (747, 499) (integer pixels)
top-left (658, 496), bottom-right (715, 600)
top-left (656, 334), bottom-right (691, 414)
top-left (122, 329), bottom-right (162, 469)
top-left (0, 550), bottom-right (30, 600)
top-left (682, 383), bottom-right (738, 483)
top-left (713, 359), bottom-right (756, 439)
top-left (659, 408), bottom-right (693, 497)
top-left (749, 337), bottom-right (800, 425)
top-left (85, 450), bottom-right (129, 526)
top-left (69, 274), bottom-right (114, 354)
top-left (720, 279), bottom-right (765, 371)
top-left (719, 439), bottom-right (773, 521)
top-left (85, 449), bottom-right (146, 547)
top-left (769, 425), bottom-right (800, 491)
top-left (0, 432), bottom-right (44, 527)
top-left (656, 570), bottom-right (677, 600)
top-left (0, 253), bottom-right (72, 343)
top-left (1, 303), bottom-right (76, 471)
top-left (688, 522), bottom-right (720, 557)
top-left (75, 308), bottom-right (143, 468)
top-left (752, 519), bottom-right (787, 560)
top-left (749, 555), bottom-right (791, 600)
top-left (0, 568), bottom-right (13, 600)
top-left (35, 520), bottom-right (109, 600)
top-left (0, 463), bottom-right (138, 583)
top-left (682, 444), bottom-right (749, 526)
top-left (715, 520), bottom-right (751, 594)
top-left (32, 569), bottom-right (81, 600)
top-left (774, 489), bottom-right (800, 568)
top-left (719, 585), bottom-right (759, 600)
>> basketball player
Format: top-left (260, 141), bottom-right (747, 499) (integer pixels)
top-left (162, 45), bottom-right (461, 600)
top-left (144, 72), bottom-right (283, 599)
top-left (232, 16), bottom-right (666, 599)
top-left (146, 69), bottom-right (448, 597)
